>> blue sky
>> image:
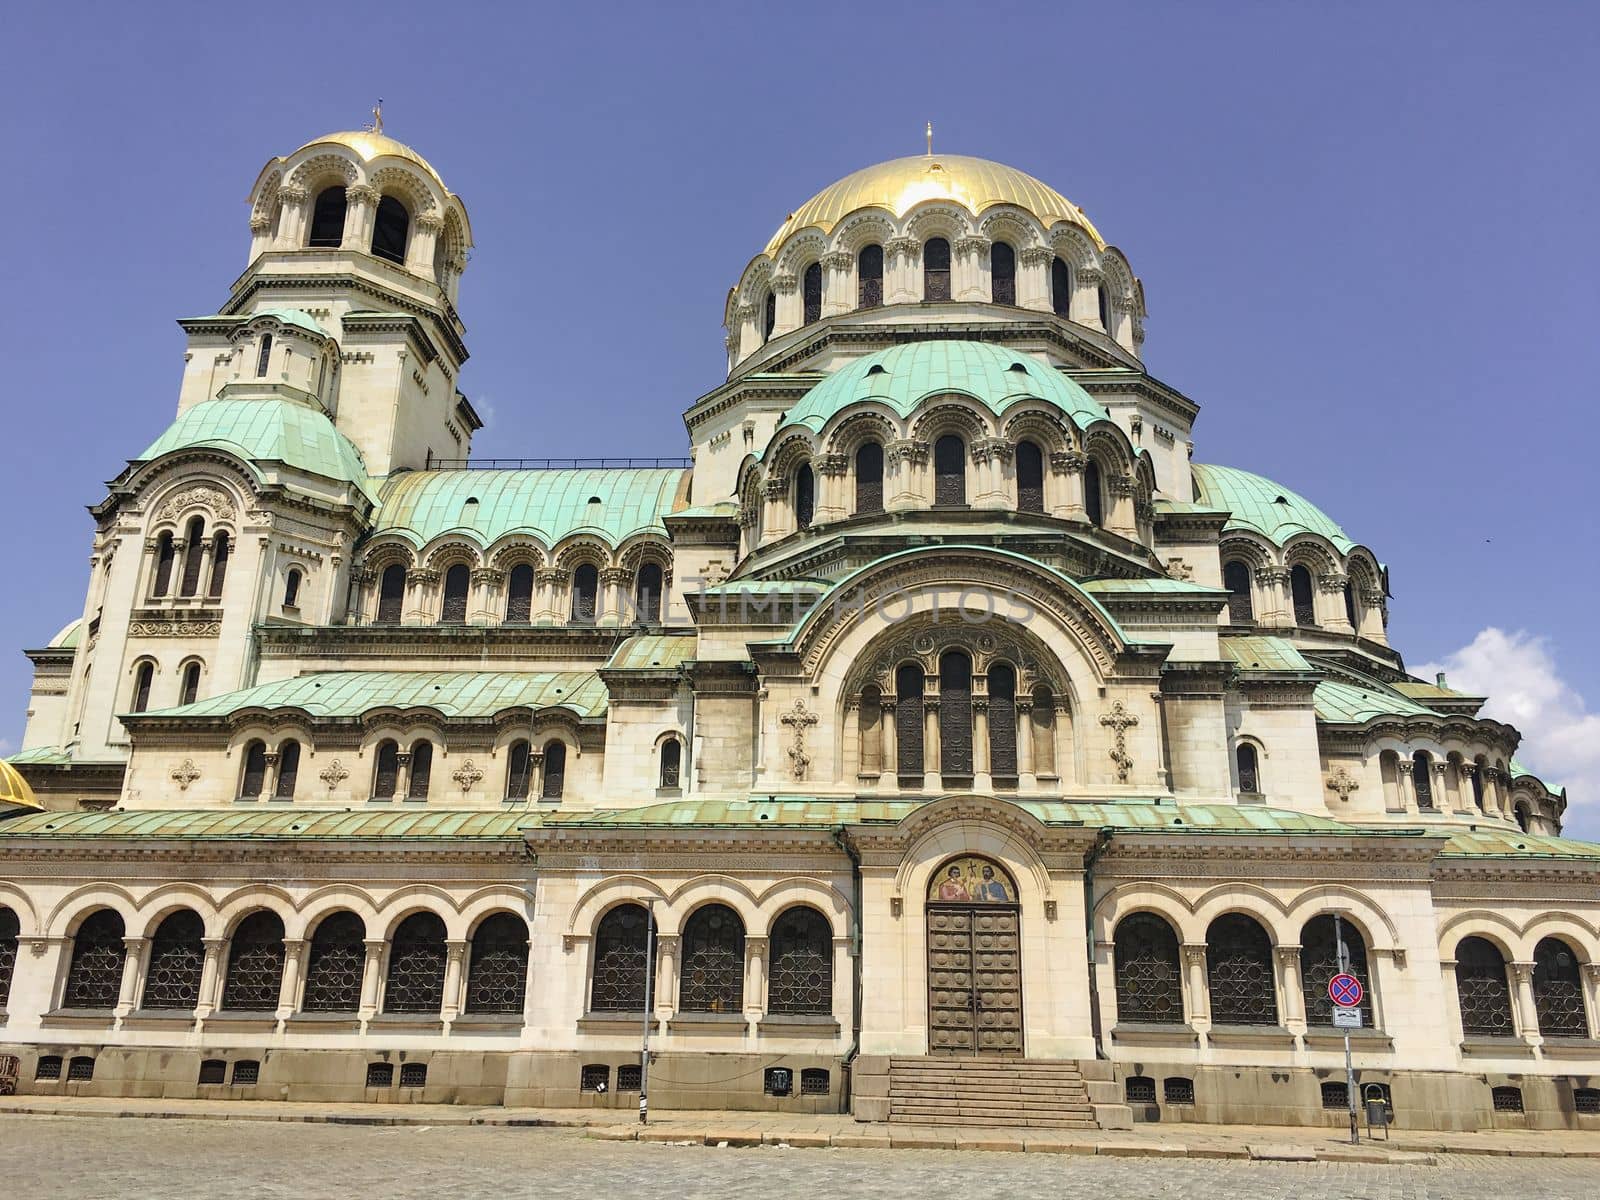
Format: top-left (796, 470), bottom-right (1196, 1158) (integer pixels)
top-left (3, 2), bottom-right (1597, 830)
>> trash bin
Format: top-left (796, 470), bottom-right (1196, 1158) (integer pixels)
top-left (1365, 1096), bottom-right (1388, 1127)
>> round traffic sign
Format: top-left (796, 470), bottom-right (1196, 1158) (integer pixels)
top-left (1329, 972), bottom-right (1363, 1007)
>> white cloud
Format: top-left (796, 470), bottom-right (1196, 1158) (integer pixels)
top-left (1415, 628), bottom-right (1600, 835)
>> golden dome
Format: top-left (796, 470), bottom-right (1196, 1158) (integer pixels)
top-left (0, 759), bottom-right (42, 813)
top-left (765, 154), bottom-right (1104, 256)
top-left (294, 131), bottom-right (450, 193)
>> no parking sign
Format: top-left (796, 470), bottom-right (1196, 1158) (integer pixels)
top-left (1329, 972), bottom-right (1364, 1008)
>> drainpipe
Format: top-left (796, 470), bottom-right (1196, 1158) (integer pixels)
top-left (1083, 828), bottom-right (1111, 1057)
top-left (833, 827), bottom-right (863, 1113)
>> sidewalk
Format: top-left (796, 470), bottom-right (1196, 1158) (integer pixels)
top-left (3, 1095), bottom-right (1597, 1164)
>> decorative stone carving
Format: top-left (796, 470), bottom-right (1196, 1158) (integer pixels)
top-left (1050, 450), bottom-right (1086, 474)
top-left (170, 759), bottom-right (200, 791)
top-left (780, 699), bottom-right (818, 780)
top-left (1100, 700), bottom-right (1139, 783)
top-left (452, 760), bottom-right (484, 792)
top-left (1165, 557), bottom-right (1193, 581)
top-left (129, 620), bottom-right (222, 638)
top-left (320, 759), bottom-right (349, 789)
top-left (1326, 766), bottom-right (1360, 802)
top-left (156, 485), bottom-right (236, 525)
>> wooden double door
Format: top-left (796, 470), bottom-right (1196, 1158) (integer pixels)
top-left (926, 904), bottom-right (1024, 1054)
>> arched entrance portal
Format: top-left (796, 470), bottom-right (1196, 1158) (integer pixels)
top-left (926, 855), bottom-right (1023, 1054)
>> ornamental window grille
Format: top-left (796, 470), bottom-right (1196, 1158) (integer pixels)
top-left (1321, 1081), bottom-right (1349, 1109)
top-left (371, 195), bottom-right (409, 264)
top-left (1050, 256), bottom-right (1072, 316)
top-left (857, 244), bottom-right (883, 308)
top-left (1412, 752), bottom-right (1435, 809)
top-left (762, 291), bottom-right (776, 343)
top-left (571, 564), bottom-right (598, 621)
top-left (938, 650), bottom-right (973, 777)
top-left (376, 564), bottom-right (406, 624)
top-left (141, 910), bottom-right (204, 1010)
top-left (180, 517), bottom-right (206, 596)
top-left (795, 464), bottom-right (815, 529)
top-left (1455, 936), bottom-right (1514, 1036)
top-left (35, 1056), bottom-right (62, 1080)
top-left (801, 1068), bottom-right (830, 1096)
top-left (660, 738), bottom-right (682, 789)
top-left (1531, 936), bottom-right (1588, 1037)
top-left (933, 434), bottom-right (966, 506)
top-left (1164, 1077), bottom-right (1195, 1105)
top-left (302, 913), bottom-right (365, 1012)
top-left (1083, 460), bottom-right (1104, 527)
top-left (990, 242), bottom-right (1016, 305)
top-left (505, 563), bottom-right (535, 623)
top-left (679, 904), bottom-right (744, 1013)
top-left (581, 1064), bottom-right (609, 1092)
top-left (385, 913), bottom-right (448, 1014)
top-left (988, 663), bottom-right (1018, 780)
top-left (764, 1067), bottom-right (792, 1096)
top-left (440, 564), bottom-right (470, 624)
top-left (923, 237), bottom-right (951, 301)
top-left (256, 334), bottom-right (273, 378)
top-left (1299, 915), bottom-right (1373, 1026)
top-left (400, 1063), bottom-right (427, 1088)
top-left (220, 911), bottom-right (286, 1011)
top-left (64, 910), bottom-right (125, 1009)
top-left (208, 532), bottom-right (230, 598)
top-left (1114, 913), bottom-right (1184, 1024)
top-left (505, 741), bottom-right (532, 802)
top-left (1492, 1086), bottom-right (1524, 1113)
top-left (366, 1062), bottom-right (394, 1088)
top-left (1016, 440), bottom-right (1044, 513)
top-left (1290, 565), bottom-right (1316, 626)
top-left (1236, 743), bottom-right (1260, 794)
top-left (153, 532), bottom-right (176, 597)
top-left (284, 567), bottom-right (302, 610)
top-left (231, 1060), bottom-right (260, 1086)
top-left (408, 741), bottom-right (433, 800)
top-left (541, 740), bottom-right (566, 800)
top-left (1124, 1076), bottom-right (1156, 1104)
top-left (1575, 1088), bottom-right (1600, 1115)
top-left (276, 740), bottom-right (300, 799)
top-left (768, 906), bottom-right (832, 1015)
top-left (465, 913), bottom-right (529, 1014)
top-left (617, 1064), bottom-right (642, 1091)
top-left (308, 187), bottom-right (347, 247)
top-left (1222, 561), bottom-right (1254, 622)
top-left (803, 261), bottom-right (823, 324)
top-left (180, 662), bottom-right (201, 706)
top-left (0, 906), bottom-right (18, 1008)
top-left (855, 442), bottom-right (884, 514)
top-left (896, 663), bottom-right (925, 781)
top-left (372, 740), bottom-right (399, 800)
top-left (197, 1059), bottom-right (226, 1085)
top-left (68, 1056), bottom-right (95, 1082)
top-left (590, 904), bottom-right (650, 1012)
top-left (239, 740), bottom-right (267, 799)
top-left (635, 562), bottom-right (663, 623)
top-left (1205, 913), bottom-right (1279, 1026)
top-left (131, 661), bottom-right (154, 714)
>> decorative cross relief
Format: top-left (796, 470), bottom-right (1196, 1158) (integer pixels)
top-left (319, 759), bottom-right (349, 789)
top-left (1100, 700), bottom-right (1139, 783)
top-left (170, 759), bottom-right (200, 791)
top-left (1326, 765), bottom-right (1360, 802)
top-left (1165, 557), bottom-right (1193, 581)
top-left (781, 699), bottom-right (818, 780)
top-left (452, 760), bottom-right (484, 792)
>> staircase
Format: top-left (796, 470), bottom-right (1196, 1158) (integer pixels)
top-left (887, 1057), bottom-right (1106, 1128)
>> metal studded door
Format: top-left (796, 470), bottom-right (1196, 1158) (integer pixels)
top-left (926, 905), bottom-right (1023, 1055)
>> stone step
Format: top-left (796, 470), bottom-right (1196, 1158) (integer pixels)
top-left (891, 1070), bottom-right (1086, 1082)
top-left (888, 1113), bottom-right (1100, 1128)
top-left (890, 1086), bottom-right (1090, 1099)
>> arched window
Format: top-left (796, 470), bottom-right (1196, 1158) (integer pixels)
top-left (541, 740), bottom-right (566, 800)
top-left (466, 913), bottom-right (529, 1014)
top-left (1113, 913), bottom-right (1183, 1023)
top-left (990, 242), bottom-right (1016, 305)
top-left (635, 562), bottom-right (663, 623)
top-left (1016, 440), bottom-right (1044, 513)
top-left (923, 237), bottom-right (951, 301)
top-left (152, 532), bottom-right (176, 597)
top-left (857, 244), bottom-right (883, 308)
top-left (63, 910), bottom-right (126, 1009)
top-left (1290, 565), bottom-right (1316, 626)
top-left (238, 740), bottom-right (268, 799)
top-left (180, 517), bottom-right (206, 597)
top-left (802, 261), bottom-right (823, 324)
top-left (131, 661), bottom-right (155, 714)
top-left (939, 650), bottom-right (973, 778)
top-left (854, 442), bottom-right (883, 514)
top-left (440, 564), bottom-right (470, 624)
top-left (896, 663), bottom-right (925, 780)
top-left (221, 911), bottom-right (286, 1011)
top-left (1455, 936), bottom-right (1514, 1036)
top-left (1532, 936), bottom-right (1588, 1037)
top-left (1514, 802), bottom-right (1530, 832)
top-left (276, 740), bottom-right (300, 800)
top-left (933, 434), bottom-right (965, 506)
top-left (1097, 284), bottom-right (1110, 330)
top-left (659, 737), bottom-right (682, 789)
top-left (376, 563), bottom-right (406, 624)
top-left (1031, 684), bottom-right (1058, 776)
top-left (1222, 561), bottom-right (1253, 622)
top-left (680, 904), bottom-right (744, 1013)
top-left (795, 464), bottom-right (815, 530)
top-left (371, 195), bottom-right (409, 264)
top-left (0, 906), bottom-right (17, 1008)
top-left (256, 334), bottom-right (273, 378)
top-left (1343, 582), bottom-right (1358, 630)
top-left (1083, 459), bottom-right (1104, 527)
top-left (1412, 751), bottom-right (1435, 809)
top-left (302, 912), bottom-right (365, 1012)
top-left (372, 739), bottom-right (400, 800)
top-left (1236, 743), bottom-right (1260, 794)
top-left (283, 567), bottom-right (303, 610)
top-left (142, 910), bottom-right (205, 1010)
top-left (1299, 915), bottom-right (1373, 1027)
top-left (1050, 256), bottom-right (1072, 316)
top-left (762, 290), bottom-right (776, 343)
top-left (1205, 913), bottom-right (1278, 1026)
top-left (768, 907), bottom-right (832, 1014)
top-left (571, 564), bottom-right (598, 621)
top-left (207, 532), bottom-right (229, 598)
top-left (590, 903), bottom-right (650, 1011)
top-left (384, 913), bottom-right (447, 1013)
top-left (988, 663), bottom-right (1018, 780)
top-left (1471, 763), bottom-right (1486, 811)
top-left (505, 563), bottom-right (535, 623)
top-left (307, 186), bottom-right (347, 247)
top-left (505, 740), bottom-right (532, 801)
top-left (408, 741), bottom-right (433, 800)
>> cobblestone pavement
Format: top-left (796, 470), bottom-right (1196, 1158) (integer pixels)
top-left (10, 1115), bottom-right (1600, 1200)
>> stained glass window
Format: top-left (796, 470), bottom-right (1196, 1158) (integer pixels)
top-left (384, 913), bottom-right (447, 1014)
top-left (440, 564), bottom-right (470, 624)
top-left (542, 740), bottom-right (566, 800)
top-left (896, 663), bottom-right (925, 781)
top-left (635, 562), bottom-right (663, 623)
top-left (857, 245), bottom-right (883, 309)
top-left (141, 910), bottom-right (204, 1010)
top-left (1236, 744), bottom-right (1259, 794)
top-left (1016, 440), bottom-right (1044, 513)
top-left (1083, 460), bottom-right (1104, 527)
top-left (372, 740), bottom-right (399, 800)
top-left (377, 564), bottom-right (406, 624)
top-left (795, 465), bottom-right (815, 529)
top-left (680, 904), bottom-right (744, 1013)
top-left (803, 262), bottom-right (822, 324)
top-left (1050, 256), bottom-right (1072, 316)
top-left (505, 563), bottom-right (534, 623)
top-left (1455, 936), bottom-right (1514, 1036)
top-left (1532, 936), bottom-right (1587, 1037)
top-left (1299, 915), bottom-right (1373, 1026)
top-left (465, 913), bottom-right (528, 1014)
top-left (1223, 561), bottom-right (1253, 622)
top-left (990, 242), bottom-right (1015, 305)
top-left (660, 738), bottom-right (681, 789)
top-left (308, 187), bottom-right (347, 247)
top-left (153, 532), bottom-right (175, 597)
top-left (923, 237), bottom-right (951, 301)
top-left (63, 909), bottom-right (125, 1009)
top-left (180, 517), bottom-right (206, 597)
top-left (0, 906), bottom-right (19, 1008)
top-left (571, 564), bottom-right (598, 621)
top-left (1114, 912), bottom-right (1184, 1024)
top-left (855, 442), bottom-right (883, 514)
top-left (768, 907), bottom-right (831, 1015)
top-left (220, 911), bottom-right (285, 1011)
top-left (505, 741), bottom-right (531, 802)
top-left (939, 650), bottom-right (973, 777)
top-left (371, 195), bottom-right (410, 264)
top-left (987, 663), bottom-right (1017, 779)
top-left (1205, 914), bottom-right (1278, 1026)
top-left (1290, 565), bottom-right (1316, 626)
top-left (408, 741), bottom-right (433, 800)
top-left (590, 904), bottom-right (650, 1012)
top-left (275, 740), bottom-right (300, 800)
top-left (239, 741), bottom-right (268, 799)
top-left (302, 912), bottom-right (365, 1013)
top-left (933, 435), bottom-right (965, 506)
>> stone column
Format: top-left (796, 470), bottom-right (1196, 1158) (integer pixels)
top-left (1397, 761), bottom-right (1418, 812)
top-left (972, 697), bottom-right (991, 789)
top-left (262, 751), bottom-right (282, 801)
top-left (885, 441), bottom-right (926, 512)
top-left (1511, 961), bottom-right (1542, 1044)
top-left (1052, 700), bottom-right (1073, 784)
top-left (655, 935), bottom-right (679, 1021)
top-left (1276, 945), bottom-right (1305, 1032)
top-left (1181, 943), bottom-right (1210, 1028)
top-left (471, 567), bottom-right (503, 625)
top-left (923, 696), bottom-right (942, 790)
top-left (745, 936), bottom-right (768, 1020)
top-left (1433, 761), bottom-right (1452, 813)
top-left (196, 937), bottom-right (227, 1018)
top-left (342, 184), bottom-right (380, 251)
top-left (116, 937), bottom-right (149, 1015)
top-left (393, 752), bottom-right (413, 803)
top-left (277, 939), bottom-right (307, 1017)
top-left (1460, 763), bottom-right (1480, 813)
top-left (816, 453), bottom-right (850, 523)
top-left (442, 940), bottom-right (470, 1021)
top-left (1050, 451), bottom-right (1086, 520)
top-left (1018, 246), bottom-right (1053, 311)
top-left (736, 303), bottom-right (760, 362)
top-left (821, 250), bottom-right (854, 316)
top-left (771, 273), bottom-right (800, 337)
top-left (1582, 963), bottom-right (1600, 1040)
top-left (954, 235), bottom-right (989, 301)
top-left (407, 212), bottom-right (442, 276)
top-left (535, 568), bottom-right (568, 622)
top-left (972, 439), bottom-right (1012, 509)
top-left (1319, 573), bottom-right (1354, 633)
top-left (885, 238), bottom-right (919, 304)
top-left (1071, 268), bottom-right (1105, 330)
top-left (527, 750), bottom-right (545, 802)
top-left (600, 568), bottom-right (631, 625)
top-left (878, 698), bottom-right (898, 793)
top-left (359, 939), bottom-right (388, 1018)
top-left (274, 185), bottom-right (309, 248)
top-left (1106, 475), bottom-right (1138, 538)
top-left (1483, 768), bottom-right (1505, 817)
top-left (760, 477), bottom-right (788, 547)
top-left (1016, 698), bottom-right (1036, 786)
top-left (1256, 568), bottom-right (1292, 629)
top-left (1360, 588), bottom-right (1389, 644)
top-left (405, 567), bottom-right (438, 624)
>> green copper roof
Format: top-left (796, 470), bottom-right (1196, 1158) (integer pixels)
top-left (776, 341), bottom-right (1112, 438)
top-left (605, 634), bottom-right (697, 670)
top-left (1191, 463), bottom-right (1356, 553)
top-left (47, 619), bottom-right (82, 649)
top-left (0, 808), bottom-right (525, 841)
top-left (1082, 578), bottom-right (1228, 596)
top-left (1440, 826), bottom-right (1600, 860)
top-left (138, 398), bottom-right (373, 498)
top-left (1313, 678), bottom-right (1437, 724)
top-left (1220, 636), bottom-right (1315, 673)
top-left (138, 670), bottom-right (607, 721)
top-left (254, 307), bottom-right (330, 337)
top-left (4, 745), bottom-right (73, 765)
top-left (372, 468), bottom-right (689, 549)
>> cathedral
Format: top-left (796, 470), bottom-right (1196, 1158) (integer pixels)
top-left (0, 124), bottom-right (1596, 1132)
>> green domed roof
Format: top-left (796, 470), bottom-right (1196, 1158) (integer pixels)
top-left (1191, 463), bottom-right (1355, 553)
top-left (778, 341), bottom-right (1110, 437)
